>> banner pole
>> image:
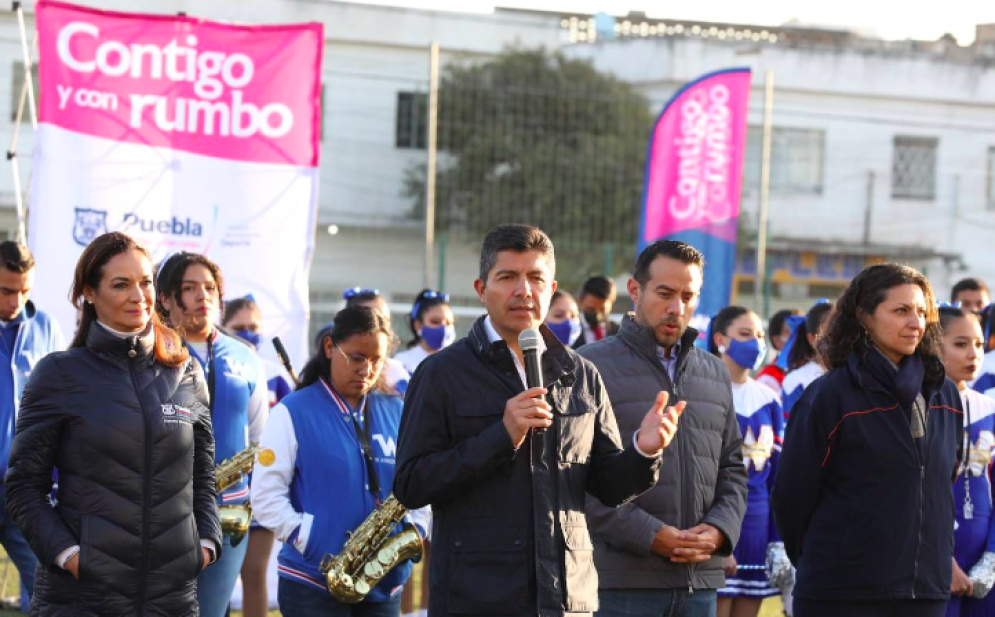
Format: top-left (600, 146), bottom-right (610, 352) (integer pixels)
top-left (755, 70), bottom-right (774, 314)
top-left (423, 41), bottom-right (440, 290)
top-left (14, 2), bottom-right (38, 130)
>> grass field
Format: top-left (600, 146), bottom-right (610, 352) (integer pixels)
top-left (0, 545), bottom-right (786, 616)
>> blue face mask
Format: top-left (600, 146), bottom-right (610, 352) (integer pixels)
top-left (235, 329), bottom-right (261, 349)
top-left (721, 337), bottom-right (767, 371)
top-left (421, 324), bottom-right (456, 351)
top-left (547, 319), bottom-right (582, 346)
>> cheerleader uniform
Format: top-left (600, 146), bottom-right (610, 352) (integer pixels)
top-left (719, 378), bottom-right (784, 600)
top-left (948, 388), bottom-right (995, 617)
top-left (972, 350), bottom-right (995, 397)
top-left (781, 361), bottom-right (825, 425)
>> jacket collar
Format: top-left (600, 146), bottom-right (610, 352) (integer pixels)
top-left (86, 319), bottom-right (155, 363)
top-left (468, 315), bottom-right (577, 387)
top-left (846, 343), bottom-right (944, 400)
top-left (618, 313), bottom-right (698, 370)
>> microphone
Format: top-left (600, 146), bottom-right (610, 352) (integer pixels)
top-left (272, 336), bottom-right (301, 387)
top-left (518, 328), bottom-right (545, 433)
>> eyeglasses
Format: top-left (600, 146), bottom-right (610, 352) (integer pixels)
top-left (343, 287), bottom-right (380, 300)
top-left (334, 345), bottom-right (385, 373)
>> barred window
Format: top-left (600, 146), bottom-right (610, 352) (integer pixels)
top-left (396, 91), bottom-right (427, 150)
top-left (744, 127), bottom-right (824, 194)
top-left (10, 62), bottom-right (39, 123)
top-left (891, 136), bottom-right (937, 200)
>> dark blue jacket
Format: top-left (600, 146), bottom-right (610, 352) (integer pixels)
top-left (772, 347), bottom-right (962, 602)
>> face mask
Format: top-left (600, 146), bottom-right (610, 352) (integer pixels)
top-left (583, 310), bottom-right (605, 329)
top-left (720, 337), bottom-right (767, 371)
top-left (421, 324), bottom-right (456, 351)
top-left (548, 319), bottom-right (582, 346)
top-left (235, 329), bottom-right (261, 349)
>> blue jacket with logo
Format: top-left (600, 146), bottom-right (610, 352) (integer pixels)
top-left (0, 302), bottom-right (63, 477)
top-left (272, 381), bottom-right (412, 601)
top-left (188, 330), bottom-right (266, 506)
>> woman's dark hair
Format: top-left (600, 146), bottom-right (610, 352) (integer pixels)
top-left (938, 305), bottom-right (980, 334)
top-left (551, 289), bottom-right (575, 306)
top-left (71, 232), bottom-right (188, 368)
top-left (222, 296), bottom-right (259, 327)
top-left (299, 306), bottom-right (394, 390)
top-left (787, 302), bottom-right (834, 371)
top-left (154, 252), bottom-right (225, 330)
top-left (344, 290), bottom-right (381, 309)
top-left (707, 306), bottom-right (751, 357)
top-left (769, 309), bottom-right (802, 344)
top-left (819, 263), bottom-right (943, 383)
top-left (407, 289), bottom-right (450, 348)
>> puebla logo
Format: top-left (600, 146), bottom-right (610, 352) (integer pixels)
top-left (73, 208), bottom-right (108, 246)
top-left (122, 213), bottom-right (203, 237)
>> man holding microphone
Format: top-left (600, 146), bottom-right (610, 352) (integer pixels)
top-left (394, 224), bottom-right (685, 617)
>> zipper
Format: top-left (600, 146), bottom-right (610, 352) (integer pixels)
top-left (859, 378), bottom-right (926, 599)
top-left (671, 363), bottom-right (695, 594)
top-left (128, 338), bottom-right (152, 616)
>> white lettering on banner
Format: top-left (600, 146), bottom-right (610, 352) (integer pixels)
top-left (54, 21), bottom-right (292, 139)
top-left (373, 435), bottom-right (397, 458)
top-left (667, 84), bottom-right (735, 225)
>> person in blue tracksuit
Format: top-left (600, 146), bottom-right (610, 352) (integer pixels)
top-left (773, 263), bottom-right (962, 617)
top-left (0, 241), bottom-right (64, 611)
top-left (156, 253), bottom-right (268, 617)
top-left (251, 307), bottom-right (429, 617)
top-left (707, 306), bottom-right (783, 617)
top-left (971, 303), bottom-right (995, 397)
top-left (779, 301), bottom-right (833, 424)
top-left (222, 295), bottom-right (292, 617)
top-left (939, 305), bottom-right (995, 616)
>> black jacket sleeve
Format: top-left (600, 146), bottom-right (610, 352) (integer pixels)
top-left (772, 380), bottom-right (837, 564)
top-left (394, 358), bottom-right (518, 509)
top-left (700, 380), bottom-right (748, 556)
top-left (585, 367), bottom-right (661, 507)
top-left (5, 355), bottom-right (78, 567)
top-left (186, 360), bottom-right (222, 556)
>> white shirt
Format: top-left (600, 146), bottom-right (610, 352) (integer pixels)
top-left (394, 345), bottom-right (430, 375)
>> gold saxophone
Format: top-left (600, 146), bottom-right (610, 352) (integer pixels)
top-left (320, 494), bottom-right (423, 603)
top-left (215, 443), bottom-right (260, 547)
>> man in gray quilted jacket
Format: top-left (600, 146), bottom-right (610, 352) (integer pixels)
top-left (579, 240), bottom-right (747, 617)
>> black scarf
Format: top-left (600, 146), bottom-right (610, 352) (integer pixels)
top-left (862, 340), bottom-right (927, 439)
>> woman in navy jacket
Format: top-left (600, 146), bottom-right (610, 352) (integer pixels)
top-left (773, 263), bottom-right (962, 617)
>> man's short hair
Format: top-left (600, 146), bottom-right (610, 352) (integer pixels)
top-left (579, 276), bottom-right (616, 302)
top-left (952, 277), bottom-right (989, 302)
top-left (633, 240), bottom-right (704, 287)
top-left (479, 224), bottom-right (555, 282)
top-left (0, 242), bottom-right (35, 274)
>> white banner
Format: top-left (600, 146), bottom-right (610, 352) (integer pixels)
top-left (29, 0), bottom-right (324, 365)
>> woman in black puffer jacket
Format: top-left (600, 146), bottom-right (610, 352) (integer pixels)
top-left (5, 232), bottom-right (222, 616)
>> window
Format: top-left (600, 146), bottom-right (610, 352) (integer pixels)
top-left (987, 147), bottom-right (995, 210)
top-left (744, 127), bottom-right (824, 194)
top-left (396, 91), bottom-right (427, 150)
top-left (891, 136), bottom-right (938, 200)
top-left (10, 62), bottom-right (39, 123)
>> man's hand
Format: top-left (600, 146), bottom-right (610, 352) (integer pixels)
top-left (503, 387), bottom-right (552, 449)
top-left (670, 524), bottom-right (725, 564)
top-left (953, 558), bottom-right (974, 596)
top-left (201, 546), bottom-right (212, 572)
top-left (635, 391), bottom-right (686, 456)
top-left (723, 554), bottom-right (738, 577)
top-left (65, 552), bottom-right (80, 580)
top-left (651, 525), bottom-right (716, 563)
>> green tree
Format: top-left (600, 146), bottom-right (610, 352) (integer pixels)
top-left (405, 48), bottom-right (653, 284)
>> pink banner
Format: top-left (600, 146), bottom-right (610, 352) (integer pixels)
top-left (640, 68), bottom-right (752, 245)
top-left (35, 0), bottom-right (323, 167)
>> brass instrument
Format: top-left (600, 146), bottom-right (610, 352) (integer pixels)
top-left (320, 494), bottom-right (423, 603)
top-left (215, 443), bottom-right (260, 547)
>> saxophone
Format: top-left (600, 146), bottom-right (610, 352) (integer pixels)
top-left (320, 494), bottom-right (423, 603)
top-left (216, 443), bottom-right (260, 547)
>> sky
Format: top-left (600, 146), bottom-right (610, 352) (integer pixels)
top-left (346, 0), bottom-right (995, 45)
